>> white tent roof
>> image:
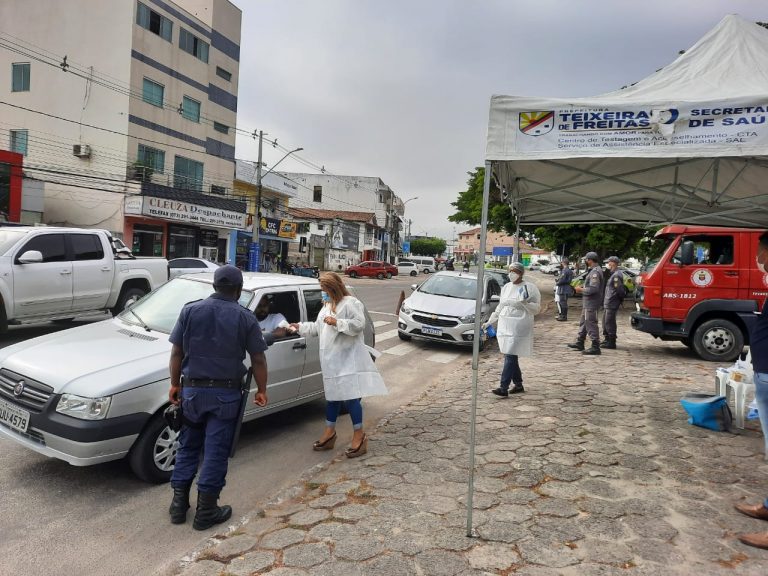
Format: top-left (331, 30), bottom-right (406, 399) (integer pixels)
top-left (485, 15), bottom-right (768, 228)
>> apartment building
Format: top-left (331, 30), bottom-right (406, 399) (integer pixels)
top-left (0, 0), bottom-right (244, 261)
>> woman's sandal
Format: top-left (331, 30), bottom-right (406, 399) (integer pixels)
top-left (313, 432), bottom-right (337, 451)
top-left (345, 433), bottom-right (368, 458)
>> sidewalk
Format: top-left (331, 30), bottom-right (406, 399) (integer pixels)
top-left (172, 294), bottom-right (768, 575)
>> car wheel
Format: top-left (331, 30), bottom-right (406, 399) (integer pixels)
top-left (410, 270), bottom-right (417, 276)
top-left (112, 287), bottom-right (147, 315)
top-left (349, 271), bottom-right (358, 278)
top-left (128, 412), bottom-right (179, 483)
top-left (377, 272), bottom-right (384, 280)
top-left (692, 318), bottom-right (744, 362)
top-left (386, 272), bottom-right (392, 279)
top-left (398, 331), bottom-right (412, 341)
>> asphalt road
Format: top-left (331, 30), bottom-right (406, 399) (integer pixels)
top-left (0, 273), bottom-right (464, 576)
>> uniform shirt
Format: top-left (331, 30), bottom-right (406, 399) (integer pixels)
top-left (258, 312), bottom-right (288, 333)
top-left (169, 293), bottom-right (267, 380)
top-left (751, 298), bottom-right (768, 373)
top-left (603, 270), bottom-right (626, 309)
top-left (555, 267), bottom-right (573, 294)
top-left (581, 264), bottom-right (605, 309)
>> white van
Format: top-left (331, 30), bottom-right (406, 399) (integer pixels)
top-left (408, 256), bottom-right (436, 273)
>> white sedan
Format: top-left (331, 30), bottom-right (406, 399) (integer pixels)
top-left (397, 261), bottom-right (420, 276)
top-left (167, 257), bottom-right (220, 279)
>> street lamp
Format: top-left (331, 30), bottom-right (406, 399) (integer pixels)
top-left (249, 132), bottom-right (303, 271)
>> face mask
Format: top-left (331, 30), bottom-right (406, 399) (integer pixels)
top-left (321, 291), bottom-right (331, 302)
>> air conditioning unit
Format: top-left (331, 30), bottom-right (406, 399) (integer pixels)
top-left (73, 144), bottom-right (91, 158)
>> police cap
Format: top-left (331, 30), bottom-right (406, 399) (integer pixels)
top-left (213, 264), bottom-right (243, 287)
top-left (584, 251), bottom-right (599, 262)
top-left (607, 256), bottom-right (620, 264)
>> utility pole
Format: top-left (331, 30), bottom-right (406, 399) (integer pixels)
top-left (249, 130), bottom-right (264, 272)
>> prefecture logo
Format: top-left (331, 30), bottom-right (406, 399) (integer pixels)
top-left (13, 380), bottom-right (25, 397)
top-left (691, 269), bottom-right (714, 288)
top-left (519, 111), bottom-right (555, 136)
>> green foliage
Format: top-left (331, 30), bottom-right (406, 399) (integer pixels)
top-left (448, 167), bottom-right (515, 234)
top-left (410, 237), bottom-right (446, 257)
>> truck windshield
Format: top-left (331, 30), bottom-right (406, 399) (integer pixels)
top-left (641, 234), bottom-right (676, 273)
top-left (119, 277), bottom-right (253, 333)
top-left (0, 230), bottom-right (26, 256)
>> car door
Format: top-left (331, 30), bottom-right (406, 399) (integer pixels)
top-left (358, 262), bottom-right (371, 277)
top-left (297, 287), bottom-right (324, 397)
top-left (244, 288), bottom-right (305, 412)
top-left (70, 233), bottom-right (112, 311)
top-left (12, 233), bottom-right (73, 317)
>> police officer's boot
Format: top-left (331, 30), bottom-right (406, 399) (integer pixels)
top-left (582, 340), bottom-right (602, 355)
top-left (169, 483), bottom-right (192, 524)
top-left (556, 311), bottom-right (568, 321)
top-left (567, 339), bottom-right (585, 351)
top-left (602, 338), bottom-right (617, 350)
top-left (193, 492), bottom-right (233, 531)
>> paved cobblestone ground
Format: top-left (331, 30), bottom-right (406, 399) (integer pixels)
top-left (174, 288), bottom-right (768, 575)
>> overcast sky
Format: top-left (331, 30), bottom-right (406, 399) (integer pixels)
top-left (234, 0), bottom-right (767, 240)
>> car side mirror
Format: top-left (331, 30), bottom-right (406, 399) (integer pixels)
top-left (18, 250), bottom-right (43, 264)
top-left (410, 284), bottom-right (418, 291)
top-left (680, 241), bottom-right (695, 266)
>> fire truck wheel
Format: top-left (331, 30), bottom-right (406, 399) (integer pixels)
top-left (692, 318), bottom-right (744, 362)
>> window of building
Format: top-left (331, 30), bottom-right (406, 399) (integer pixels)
top-left (210, 184), bottom-right (226, 195)
top-left (132, 224), bottom-right (164, 256)
top-left (181, 96), bottom-right (201, 122)
top-left (317, 223), bottom-right (325, 231)
top-left (174, 155), bottom-right (204, 191)
top-left (213, 121), bottom-right (229, 135)
top-left (11, 63), bottom-right (30, 92)
top-left (179, 28), bottom-right (209, 63)
top-left (137, 144), bottom-right (165, 173)
top-left (16, 234), bottom-right (66, 263)
top-left (10, 129), bottom-right (28, 156)
top-left (71, 234), bottom-right (105, 261)
top-left (142, 78), bottom-right (164, 107)
top-left (313, 185), bottom-right (322, 202)
top-left (216, 66), bottom-right (232, 81)
top-left (136, 2), bottom-right (173, 42)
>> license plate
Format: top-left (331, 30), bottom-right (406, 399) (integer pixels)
top-left (0, 397), bottom-right (30, 433)
top-left (422, 326), bottom-right (443, 336)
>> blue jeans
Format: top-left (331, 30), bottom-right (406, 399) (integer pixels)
top-left (171, 387), bottom-right (241, 495)
top-left (755, 372), bottom-right (768, 459)
top-left (326, 399), bottom-right (363, 430)
top-left (500, 354), bottom-right (523, 391)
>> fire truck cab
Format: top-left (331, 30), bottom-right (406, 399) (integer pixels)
top-left (631, 225), bottom-right (767, 361)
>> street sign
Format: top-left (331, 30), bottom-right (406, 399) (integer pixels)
top-left (492, 246), bottom-right (514, 256)
top-left (248, 242), bottom-right (260, 272)
top-left (402, 241), bottom-right (410, 253)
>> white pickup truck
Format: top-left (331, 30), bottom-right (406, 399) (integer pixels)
top-left (0, 226), bottom-right (168, 331)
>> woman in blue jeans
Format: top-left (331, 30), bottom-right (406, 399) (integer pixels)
top-left (292, 272), bottom-right (387, 457)
top-left (734, 231), bottom-right (768, 550)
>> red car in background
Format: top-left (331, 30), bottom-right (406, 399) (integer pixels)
top-left (345, 261), bottom-right (398, 279)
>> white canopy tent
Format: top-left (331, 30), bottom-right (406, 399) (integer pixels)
top-left (464, 15), bottom-right (768, 535)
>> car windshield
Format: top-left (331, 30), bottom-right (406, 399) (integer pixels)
top-left (0, 230), bottom-right (27, 255)
top-left (418, 275), bottom-right (477, 299)
top-left (118, 277), bottom-right (253, 333)
top-left (487, 271), bottom-right (510, 286)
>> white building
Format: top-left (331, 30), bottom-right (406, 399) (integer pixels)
top-left (0, 0), bottom-right (244, 262)
top-left (281, 173), bottom-right (405, 263)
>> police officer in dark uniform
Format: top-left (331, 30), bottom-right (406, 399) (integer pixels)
top-left (568, 251), bottom-right (604, 355)
top-left (167, 265), bottom-right (268, 530)
top-left (555, 258), bottom-right (574, 321)
top-left (601, 256), bottom-right (626, 349)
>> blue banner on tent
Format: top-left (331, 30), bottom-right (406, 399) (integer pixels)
top-left (492, 246), bottom-right (514, 256)
top-left (248, 242), bottom-right (260, 272)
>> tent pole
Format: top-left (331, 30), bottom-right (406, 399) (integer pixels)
top-left (466, 160), bottom-right (492, 537)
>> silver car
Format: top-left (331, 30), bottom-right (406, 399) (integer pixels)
top-left (397, 271), bottom-right (501, 347)
top-left (0, 273), bottom-right (375, 482)
top-left (167, 257), bottom-right (220, 280)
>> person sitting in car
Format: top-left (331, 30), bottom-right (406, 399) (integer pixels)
top-left (255, 295), bottom-right (288, 337)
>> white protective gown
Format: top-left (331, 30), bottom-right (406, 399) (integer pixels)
top-left (298, 296), bottom-right (388, 401)
top-left (487, 280), bottom-right (541, 357)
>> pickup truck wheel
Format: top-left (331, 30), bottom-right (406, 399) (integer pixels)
top-left (0, 302), bottom-right (8, 334)
top-left (129, 412), bottom-right (179, 483)
top-left (112, 287), bottom-right (147, 315)
top-left (692, 319), bottom-right (744, 362)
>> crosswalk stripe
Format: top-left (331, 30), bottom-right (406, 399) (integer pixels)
top-left (382, 342), bottom-right (414, 356)
top-left (376, 329), bottom-right (400, 342)
top-left (373, 321), bottom-right (390, 328)
top-left (424, 351), bottom-right (460, 364)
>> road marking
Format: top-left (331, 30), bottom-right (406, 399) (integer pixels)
top-left (370, 311), bottom-right (398, 317)
top-left (383, 342), bottom-right (414, 356)
top-left (424, 351), bottom-right (460, 364)
top-left (376, 329), bottom-right (399, 342)
top-left (373, 321), bottom-right (390, 328)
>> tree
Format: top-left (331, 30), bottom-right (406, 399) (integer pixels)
top-left (410, 237), bottom-right (446, 257)
top-left (449, 167), bottom-right (515, 234)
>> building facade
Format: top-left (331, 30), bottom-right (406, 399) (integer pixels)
top-left (280, 173), bottom-right (404, 263)
top-left (454, 227), bottom-right (546, 263)
top-left (0, 0), bottom-right (244, 261)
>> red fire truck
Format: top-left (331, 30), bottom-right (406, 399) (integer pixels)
top-left (631, 225), bottom-right (767, 361)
